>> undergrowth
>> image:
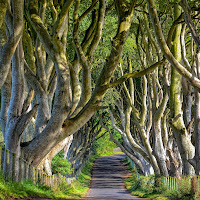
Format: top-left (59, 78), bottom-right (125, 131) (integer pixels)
top-left (124, 158), bottom-right (200, 200)
top-left (0, 172), bottom-right (54, 200)
top-left (51, 150), bottom-right (72, 176)
top-left (0, 156), bottom-right (94, 200)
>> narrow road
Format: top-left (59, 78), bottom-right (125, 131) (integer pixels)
top-left (16, 154), bottom-right (149, 200)
top-left (81, 154), bottom-right (148, 200)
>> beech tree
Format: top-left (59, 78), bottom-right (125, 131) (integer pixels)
top-left (0, 0), bottom-right (137, 171)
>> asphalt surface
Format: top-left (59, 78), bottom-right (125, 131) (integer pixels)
top-left (81, 154), bottom-right (148, 200)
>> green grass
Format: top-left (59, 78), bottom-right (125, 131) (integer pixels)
top-left (123, 158), bottom-right (168, 200)
top-left (0, 172), bottom-right (57, 200)
top-left (0, 155), bottom-right (96, 200)
top-left (0, 150), bottom-right (122, 200)
top-left (124, 158), bottom-right (200, 200)
top-left (0, 167), bottom-right (89, 200)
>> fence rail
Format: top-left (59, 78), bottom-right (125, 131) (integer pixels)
top-left (128, 157), bottom-right (140, 179)
top-left (128, 157), bottom-right (200, 191)
top-left (128, 157), bottom-right (179, 191)
top-left (163, 176), bottom-right (178, 190)
top-left (0, 146), bottom-right (74, 187)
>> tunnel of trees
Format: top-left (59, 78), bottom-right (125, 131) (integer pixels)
top-left (0, 0), bottom-right (200, 178)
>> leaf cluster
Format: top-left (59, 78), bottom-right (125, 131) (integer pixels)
top-left (51, 151), bottom-right (72, 176)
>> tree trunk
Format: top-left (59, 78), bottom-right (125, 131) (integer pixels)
top-left (153, 120), bottom-right (169, 176)
top-left (22, 1), bottom-right (136, 167)
top-left (170, 2), bottom-right (194, 175)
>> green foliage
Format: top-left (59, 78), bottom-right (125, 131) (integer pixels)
top-left (92, 131), bottom-right (117, 156)
top-left (0, 129), bottom-right (4, 146)
top-left (0, 155), bottom-right (96, 200)
top-left (53, 155), bottom-right (98, 199)
top-left (51, 151), bottom-right (72, 176)
top-left (102, 88), bottom-right (121, 107)
top-left (0, 172), bottom-right (56, 200)
top-left (125, 174), bottom-right (168, 200)
top-left (124, 158), bottom-right (168, 200)
top-left (165, 177), bottom-right (195, 200)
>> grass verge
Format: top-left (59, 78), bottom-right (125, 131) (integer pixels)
top-left (123, 158), bottom-right (167, 200)
top-left (124, 174), bottom-right (168, 200)
top-left (124, 158), bottom-right (200, 200)
top-left (0, 150), bottom-right (122, 200)
top-left (0, 156), bottom-right (96, 200)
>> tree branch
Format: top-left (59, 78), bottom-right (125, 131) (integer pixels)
top-left (17, 104), bottom-right (39, 136)
top-left (0, 0), bottom-right (24, 88)
top-left (0, 0), bottom-right (7, 28)
top-left (180, 0), bottom-right (200, 51)
top-left (26, 2), bottom-right (55, 56)
top-left (86, 0), bottom-right (107, 62)
top-left (72, 0), bottom-right (92, 112)
top-left (104, 59), bottom-right (166, 89)
top-left (147, 0), bottom-right (200, 90)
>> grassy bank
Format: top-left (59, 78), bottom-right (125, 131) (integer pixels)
top-left (0, 156), bottom-right (95, 200)
top-left (0, 154), bottom-right (100, 200)
top-left (0, 152), bottom-right (122, 200)
top-left (124, 174), bottom-right (168, 200)
top-left (0, 129), bottom-right (122, 199)
top-left (124, 159), bottom-right (200, 200)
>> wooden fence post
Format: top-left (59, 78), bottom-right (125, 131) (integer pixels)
top-left (52, 175), bottom-right (56, 188)
top-left (3, 149), bottom-right (9, 179)
top-left (0, 146), bottom-right (2, 171)
top-left (44, 174), bottom-right (47, 185)
top-left (43, 174), bottom-right (45, 185)
top-left (191, 176), bottom-right (197, 195)
top-left (44, 174), bottom-right (46, 185)
top-left (48, 176), bottom-right (51, 187)
top-left (38, 170), bottom-right (42, 184)
top-left (18, 157), bottom-right (23, 181)
top-left (25, 161), bottom-right (29, 180)
top-left (35, 169), bottom-right (38, 183)
top-left (12, 153), bottom-right (16, 181)
top-left (47, 175), bottom-right (49, 187)
top-left (32, 167), bottom-right (36, 184)
top-left (48, 175), bottom-right (50, 187)
top-left (51, 175), bottom-right (54, 188)
top-left (28, 164), bottom-right (32, 180)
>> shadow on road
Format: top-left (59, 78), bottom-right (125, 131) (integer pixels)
top-left (84, 154), bottom-right (149, 200)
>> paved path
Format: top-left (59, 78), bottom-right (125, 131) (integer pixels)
top-left (81, 154), bottom-right (148, 200)
top-left (17, 154), bottom-right (148, 200)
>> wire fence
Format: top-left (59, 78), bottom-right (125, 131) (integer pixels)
top-left (0, 146), bottom-right (74, 187)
